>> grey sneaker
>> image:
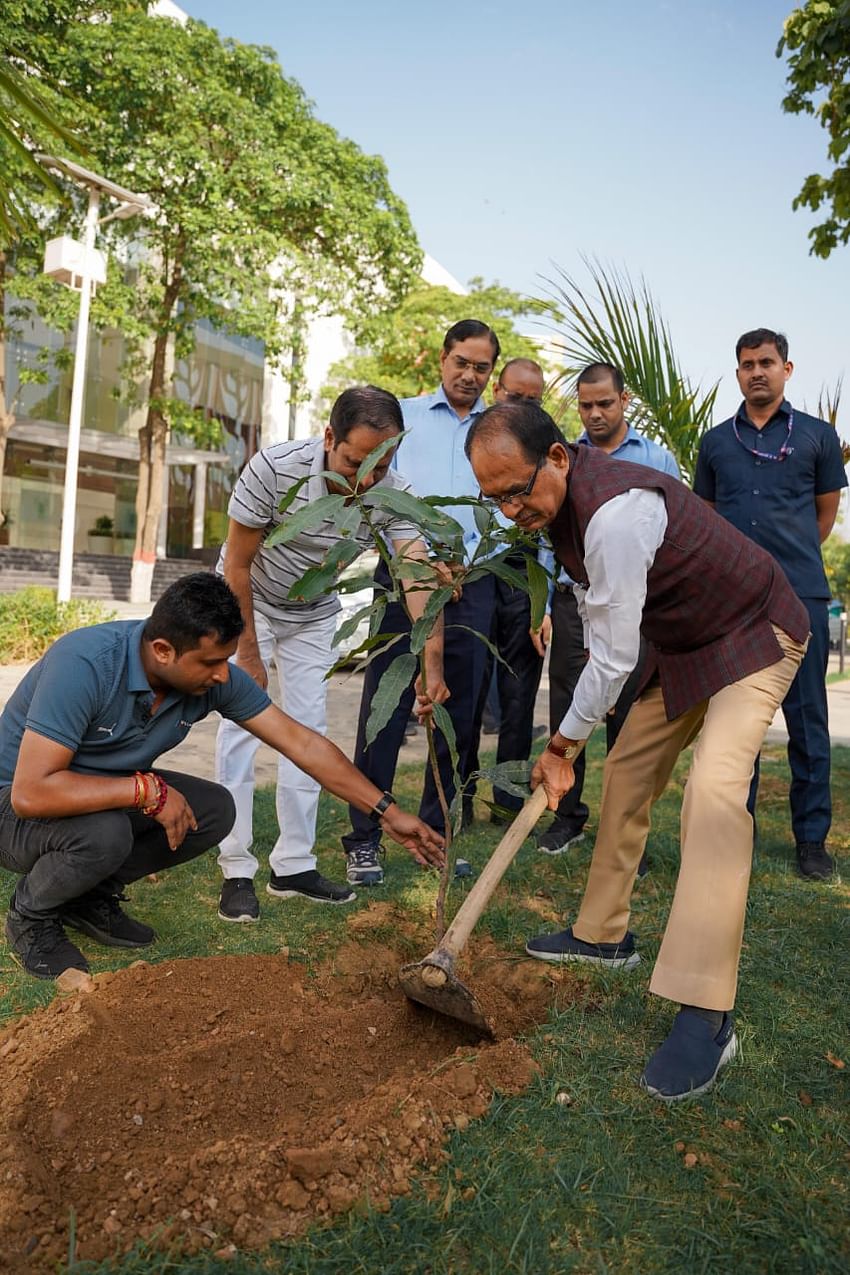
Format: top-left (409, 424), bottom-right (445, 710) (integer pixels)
top-left (218, 878), bottom-right (260, 923)
top-left (525, 925), bottom-right (640, 969)
top-left (267, 869), bottom-right (355, 905)
top-left (345, 844), bottom-right (385, 886)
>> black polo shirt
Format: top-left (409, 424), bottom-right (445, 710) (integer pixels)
top-left (694, 399), bottom-right (847, 599)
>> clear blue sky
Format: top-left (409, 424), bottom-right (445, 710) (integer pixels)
top-left (188, 0), bottom-right (848, 419)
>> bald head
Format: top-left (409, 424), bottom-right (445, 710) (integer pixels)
top-left (493, 358), bottom-right (545, 405)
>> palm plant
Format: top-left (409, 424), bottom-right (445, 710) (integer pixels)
top-left (541, 258), bottom-right (719, 481)
top-left (815, 376), bottom-right (849, 463)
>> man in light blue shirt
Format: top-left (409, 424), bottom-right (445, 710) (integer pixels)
top-left (534, 361), bottom-right (680, 862)
top-left (342, 319), bottom-right (500, 884)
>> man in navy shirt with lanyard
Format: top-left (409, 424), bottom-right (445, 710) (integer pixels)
top-left (0, 575), bottom-right (444, 980)
top-left (694, 329), bottom-right (847, 880)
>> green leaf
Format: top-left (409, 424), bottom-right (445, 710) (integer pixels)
top-left (332, 600), bottom-right (375, 648)
top-left (526, 556), bottom-right (551, 631)
top-left (473, 761), bottom-right (533, 800)
top-left (430, 702), bottom-right (458, 763)
top-left (365, 652), bottom-right (417, 746)
top-left (332, 500), bottom-right (364, 538)
top-left (355, 431), bottom-right (407, 485)
top-left (410, 585), bottom-right (455, 655)
top-left (468, 558), bottom-right (529, 592)
top-left (265, 494), bottom-right (348, 547)
top-left (287, 539), bottom-right (362, 602)
top-left (361, 487), bottom-right (465, 541)
top-left (325, 630), bottom-right (403, 679)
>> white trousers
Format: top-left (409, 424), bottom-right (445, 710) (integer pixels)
top-left (214, 609), bottom-right (337, 879)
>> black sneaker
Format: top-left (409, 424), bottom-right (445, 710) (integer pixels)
top-left (267, 869), bottom-right (355, 905)
top-left (536, 820), bottom-right (586, 856)
top-left (345, 845), bottom-right (385, 887)
top-left (5, 904), bottom-right (89, 980)
top-left (218, 878), bottom-right (260, 923)
top-left (61, 890), bottom-right (155, 948)
top-left (796, 842), bottom-right (835, 880)
top-left (525, 924), bottom-right (641, 969)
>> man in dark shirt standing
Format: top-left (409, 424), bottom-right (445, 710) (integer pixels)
top-left (694, 329), bottom-right (847, 880)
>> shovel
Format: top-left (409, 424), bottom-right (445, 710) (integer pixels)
top-left (399, 784), bottom-right (550, 1035)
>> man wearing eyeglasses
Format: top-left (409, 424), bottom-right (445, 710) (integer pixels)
top-left (694, 329), bottom-right (847, 881)
top-left (467, 358), bottom-right (548, 823)
top-left (534, 362), bottom-right (680, 862)
top-left (341, 320), bottom-right (500, 886)
top-left (466, 400), bottom-right (809, 1101)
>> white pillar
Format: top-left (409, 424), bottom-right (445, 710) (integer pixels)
top-left (57, 187), bottom-right (100, 602)
top-left (192, 460), bottom-right (207, 550)
top-left (156, 461), bottom-right (169, 559)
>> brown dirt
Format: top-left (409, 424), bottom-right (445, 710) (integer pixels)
top-left (0, 903), bottom-right (586, 1270)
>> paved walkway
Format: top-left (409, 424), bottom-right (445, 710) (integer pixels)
top-left (0, 598), bottom-right (848, 784)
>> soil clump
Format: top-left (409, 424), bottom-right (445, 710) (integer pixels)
top-left (0, 904), bottom-right (581, 1269)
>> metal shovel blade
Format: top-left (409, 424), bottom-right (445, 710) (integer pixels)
top-left (399, 954), bottom-right (493, 1036)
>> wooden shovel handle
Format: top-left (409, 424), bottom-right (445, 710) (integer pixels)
top-left (438, 784), bottom-right (549, 960)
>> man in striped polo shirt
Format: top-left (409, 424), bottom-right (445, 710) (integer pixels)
top-left (214, 386), bottom-right (447, 922)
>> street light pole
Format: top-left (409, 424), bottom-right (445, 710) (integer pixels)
top-left (56, 185), bottom-right (100, 603)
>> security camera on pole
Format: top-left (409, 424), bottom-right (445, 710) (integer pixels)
top-left (38, 156), bottom-right (151, 603)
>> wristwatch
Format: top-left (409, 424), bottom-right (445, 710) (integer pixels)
top-left (370, 791), bottom-right (397, 820)
top-left (546, 738), bottom-right (580, 761)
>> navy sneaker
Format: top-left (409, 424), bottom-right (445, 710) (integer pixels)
top-left (525, 925), bottom-right (640, 969)
top-left (345, 844), bottom-right (385, 887)
top-left (218, 878), bottom-right (260, 923)
top-left (796, 842), bottom-right (835, 880)
top-left (267, 869), bottom-right (355, 905)
top-left (640, 1009), bottom-right (738, 1102)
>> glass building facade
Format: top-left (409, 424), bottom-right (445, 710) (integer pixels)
top-left (2, 298), bottom-right (264, 557)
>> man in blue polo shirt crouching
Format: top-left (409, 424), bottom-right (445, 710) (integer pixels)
top-left (0, 574), bottom-right (444, 980)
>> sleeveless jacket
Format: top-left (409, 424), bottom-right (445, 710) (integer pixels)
top-left (548, 445), bottom-right (809, 720)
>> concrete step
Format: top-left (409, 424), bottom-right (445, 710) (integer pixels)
top-left (0, 548), bottom-right (209, 601)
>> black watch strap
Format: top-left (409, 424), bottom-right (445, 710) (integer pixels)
top-left (370, 791), bottom-right (396, 820)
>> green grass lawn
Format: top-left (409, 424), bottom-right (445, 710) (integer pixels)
top-left (1, 738), bottom-right (848, 1274)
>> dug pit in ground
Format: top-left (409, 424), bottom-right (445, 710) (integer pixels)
top-left (0, 905), bottom-right (586, 1269)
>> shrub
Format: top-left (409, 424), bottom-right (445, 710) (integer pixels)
top-left (0, 589), bottom-right (115, 664)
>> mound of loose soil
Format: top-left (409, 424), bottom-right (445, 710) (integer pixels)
top-left (0, 904), bottom-right (583, 1269)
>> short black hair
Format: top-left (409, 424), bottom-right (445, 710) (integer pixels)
top-left (735, 329), bottom-right (789, 363)
top-left (144, 573), bottom-right (244, 655)
top-left (465, 401), bottom-right (566, 465)
top-left (328, 385), bottom-right (403, 443)
top-left (443, 319), bottom-right (500, 363)
top-left (576, 361), bottom-right (625, 393)
top-left (497, 357), bottom-right (544, 386)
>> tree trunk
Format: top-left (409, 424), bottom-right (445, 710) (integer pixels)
top-left (0, 250), bottom-right (13, 525)
top-left (130, 263), bottom-right (182, 604)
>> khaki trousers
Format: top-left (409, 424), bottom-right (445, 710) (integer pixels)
top-left (573, 629), bottom-right (807, 1011)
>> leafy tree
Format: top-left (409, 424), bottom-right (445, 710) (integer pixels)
top-left (12, 6), bottom-right (420, 599)
top-left (823, 534), bottom-right (850, 603)
top-left (778, 1), bottom-right (850, 257)
top-left (543, 258), bottom-right (718, 481)
top-left (322, 278), bottom-right (555, 405)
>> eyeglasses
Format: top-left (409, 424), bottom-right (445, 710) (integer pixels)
top-left (498, 390), bottom-right (543, 404)
top-left (480, 455), bottom-right (545, 509)
top-left (450, 355), bottom-right (493, 375)
top-left (733, 410), bottom-right (795, 462)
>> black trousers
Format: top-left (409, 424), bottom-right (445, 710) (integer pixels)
top-left (468, 570), bottom-right (545, 813)
top-left (343, 561), bottom-right (495, 845)
top-left (0, 771), bottom-right (235, 919)
top-left (548, 588), bottom-right (645, 830)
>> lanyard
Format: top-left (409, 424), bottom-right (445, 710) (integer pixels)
top-left (732, 410), bottom-right (794, 462)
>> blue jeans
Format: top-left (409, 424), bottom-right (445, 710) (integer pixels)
top-left (0, 771), bottom-right (235, 919)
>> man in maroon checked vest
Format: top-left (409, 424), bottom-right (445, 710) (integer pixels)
top-left (465, 402), bottom-right (809, 1103)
